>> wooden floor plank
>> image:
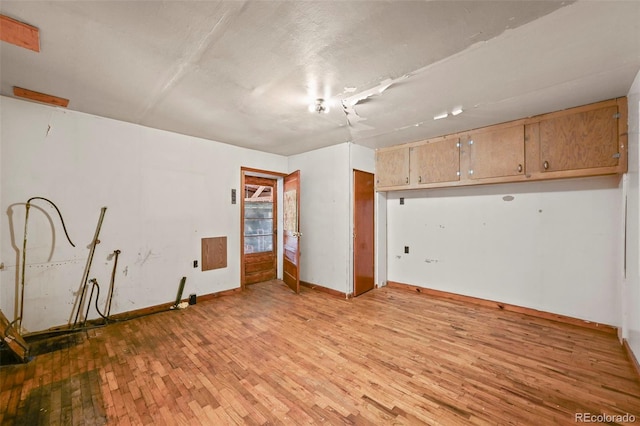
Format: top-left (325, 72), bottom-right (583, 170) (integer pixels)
top-left (1, 280), bottom-right (639, 425)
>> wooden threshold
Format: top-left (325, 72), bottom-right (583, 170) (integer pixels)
top-left (624, 338), bottom-right (640, 382)
top-left (0, 14), bottom-right (40, 52)
top-left (387, 281), bottom-right (618, 335)
top-left (13, 87), bottom-right (69, 108)
top-left (300, 280), bottom-right (351, 299)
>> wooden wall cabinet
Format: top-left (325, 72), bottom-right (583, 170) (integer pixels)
top-left (375, 146), bottom-right (409, 188)
top-left (375, 137), bottom-right (460, 190)
top-left (540, 105), bottom-right (618, 172)
top-left (529, 101), bottom-right (625, 179)
top-left (375, 97), bottom-right (627, 192)
top-left (410, 138), bottom-right (460, 186)
top-left (462, 124), bottom-right (525, 180)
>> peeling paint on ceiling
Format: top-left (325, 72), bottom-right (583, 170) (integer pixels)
top-left (1, 1), bottom-right (639, 155)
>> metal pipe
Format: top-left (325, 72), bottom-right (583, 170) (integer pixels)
top-left (73, 207), bottom-right (107, 328)
top-left (105, 249), bottom-right (121, 320)
top-left (18, 203), bottom-right (31, 329)
top-left (18, 197), bottom-right (75, 329)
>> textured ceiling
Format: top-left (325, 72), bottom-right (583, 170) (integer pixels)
top-left (1, 1), bottom-right (639, 155)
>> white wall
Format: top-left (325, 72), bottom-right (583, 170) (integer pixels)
top-left (386, 176), bottom-right (623, 326)
top-left (0, 96), bottom-right (287, 332)
top-left (624, 70), bottom-right (640, 358)
top-left (350, 143), bottom-right (375, 175)
top-left (288, 143), bottom-right (351, 293)
top-left (285, 142), bottom-right (376, 296)
top-left (375, 191), bottom-right (387, 288)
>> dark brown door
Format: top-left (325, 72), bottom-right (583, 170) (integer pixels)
top-left (242, 176), bottom-right (277, 285)
top-left (283, 170), bottom-right (300, 293)
top-left (353, 170), bottom-right (375, 296)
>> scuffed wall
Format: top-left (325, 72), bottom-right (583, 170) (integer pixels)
top-left (0, 96), bottom-right (287, 332)
top-left (386, 176), bottom-right (623, 326)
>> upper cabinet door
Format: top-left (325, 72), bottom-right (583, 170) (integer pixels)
top-left (410, 138), bottom-right (460, 185)
top-left (539, 105), bottom-right (619, 172)
top-left (466, 125), bottom-right (525, 180)
top-left (376, 147), bottom-right (410, 188)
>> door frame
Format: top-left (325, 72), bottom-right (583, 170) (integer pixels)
top-left (242, 175), bottom-right (278, 285)
top-left (240, 167), bottom-right (287, 290)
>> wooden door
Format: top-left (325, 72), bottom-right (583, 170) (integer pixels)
top-left (466, 125), bottom-right (525, 179)
top-left (242, 176), bottom-right (277, 285)
top-left (375, 147), bottom-right (410, 188)
top-left (283, 171), bottom-right (300, 293)
top-left (353, 170), bottom-right (375, 297)
top-left (539, 105), bottom-right (619, 172)
top-left (410, 138), bottom-right (460, 185)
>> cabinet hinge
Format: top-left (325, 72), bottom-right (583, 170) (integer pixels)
top-left (613, 113), bottom-right (621, 119)
top-left (612, 152), bottom-right (621, 159)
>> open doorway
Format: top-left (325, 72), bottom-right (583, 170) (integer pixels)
top-left (240, 168), bottom-right (301, 293)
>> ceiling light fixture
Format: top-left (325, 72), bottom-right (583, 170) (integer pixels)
top-left (309, 98), bottom-right (329, 114)
top-left (433, 112), bottom-right (448, 120)
top-left (451, 107), bottom-right (463, 116)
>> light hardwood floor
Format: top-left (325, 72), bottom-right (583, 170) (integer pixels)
top-left (1, 280), bottom-right (639, 425)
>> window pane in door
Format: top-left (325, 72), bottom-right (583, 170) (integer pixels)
top-left (244, 202), bottom-right (273, 253)
top-left (244, 235), bottom-right (273, 253)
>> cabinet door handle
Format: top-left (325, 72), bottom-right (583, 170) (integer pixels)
top-left (405, 177), bottom-right (409, 184)
top-left (418, 176), bottom-right (422, 183)
top-left (517, 164), bottom-right (523, 173)
top-left (543, 161), bottom-right (549, 170)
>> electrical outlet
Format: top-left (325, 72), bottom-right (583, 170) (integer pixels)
top-left (400, 197), bottom-right (405, 205)
top-left (404, 246), bottom-right (409, 254)
top-left (193, 260), bottom-right (198, 268)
